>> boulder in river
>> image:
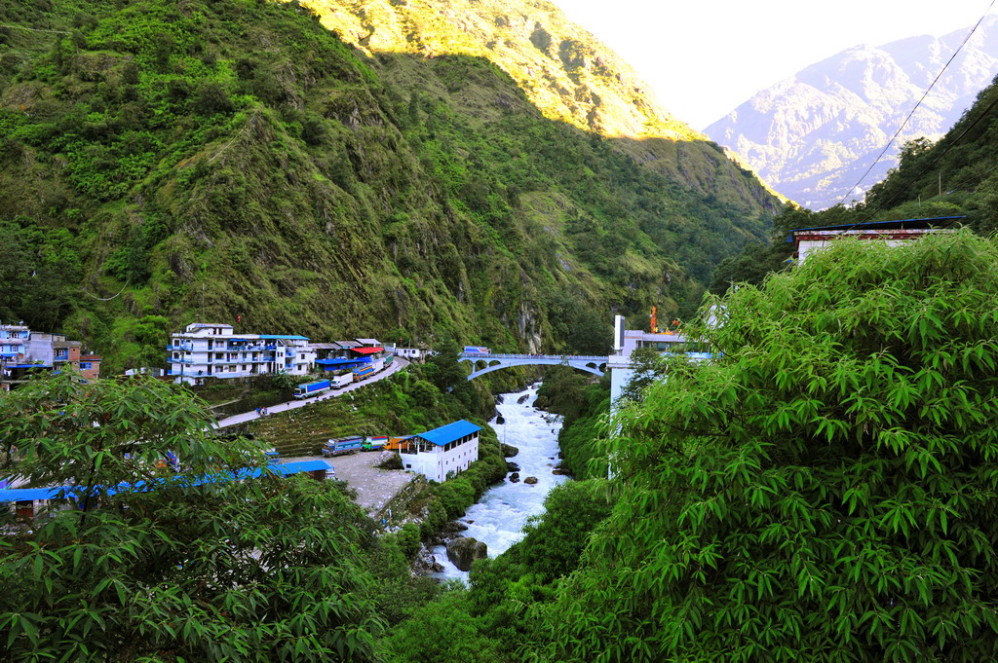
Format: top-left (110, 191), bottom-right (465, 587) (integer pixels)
top-left (506, 461), bottom-right (521, 472)
top-left (524, 476), bottom-right (538, 485)
top-left (446, 537), bottom-right (488, 571)
top-left (552, 464), bottom-right (571, 476)
top-left (501, 444), bottom-right (520, 457)
top-left (517, 394), bottom-right (530, 404)
top-left (509, 472), bottom-right (520, 483)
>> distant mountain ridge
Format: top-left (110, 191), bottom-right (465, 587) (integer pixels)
top-left (706, 16), bottom-right (998, 210)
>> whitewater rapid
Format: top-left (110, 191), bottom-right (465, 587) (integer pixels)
top-left (430, 382), bottom-right (568, 580)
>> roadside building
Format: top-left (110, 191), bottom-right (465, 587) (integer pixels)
top-left (789, 216), bottom-right (961, 262)
top-left (398, 419), bottom-right (481, 483)
top-left (391, 346), bottom-right (429, 362)
top-left (167, 323), bottom-right (315, 385)
top-left (1, 325), bottom-right (99, 391)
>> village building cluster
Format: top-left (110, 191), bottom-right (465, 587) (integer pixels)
top-left (0, 322), bottom-right (101, 392)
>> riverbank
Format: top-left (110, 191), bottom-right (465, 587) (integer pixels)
top-left (429, 382), bottom-right (568, 579)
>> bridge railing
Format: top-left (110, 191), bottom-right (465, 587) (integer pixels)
top-left (458, 353), bottom-right (608, 362)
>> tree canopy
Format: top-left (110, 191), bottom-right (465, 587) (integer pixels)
top-left (0, 374), bottom-right (389, 662)
top-left (539, 230), bottom-right (998, 662)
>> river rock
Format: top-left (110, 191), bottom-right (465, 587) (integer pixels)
top-left (446, 537), bottom-right (488, 572)
top-left (501, 444), bottom-right (520, 457)
top-left (496, 415), bottom-right (505, 425)
top-left (524, 476), bottom-right (538, 485)
top-left (552, 464), bottom-right (571, 476)
top-left (517, 394), bottom-right (530, 404)
top-left (509, 472), bottom-right (520, 483)
top-left (506, 461), bottom-right (520, 472)
top-left (413, 545), bottom-right (445, 574)
top-left (441, 520), bottom-right (469, 535)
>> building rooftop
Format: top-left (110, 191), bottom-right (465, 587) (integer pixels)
top-left (415, 419), bottom-right (482, 446)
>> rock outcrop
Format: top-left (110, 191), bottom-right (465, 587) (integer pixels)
top-left (446, 537), bottom-right (488, 572)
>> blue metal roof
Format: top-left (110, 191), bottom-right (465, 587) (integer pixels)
top-left (258, 334), bottom-right (310, 340)
top-left (0, 487), bottom-right (65, 502)
top-left (316, 358), bottom-right (363, 366)
top-left (0, 460), bottom-right (332, 503)
top-left (415, 419), bottom-right (482, 446)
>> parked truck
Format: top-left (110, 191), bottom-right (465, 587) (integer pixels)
top-left (322, 436), bottom-right (363, 457)
top-left (293, 380), bottom-right (332, 399)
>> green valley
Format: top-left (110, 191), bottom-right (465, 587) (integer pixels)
top-left (0, 0), bottom-right (778, 372)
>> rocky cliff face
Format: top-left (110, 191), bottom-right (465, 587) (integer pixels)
top-left (706, 16), bottom-right (998, 210)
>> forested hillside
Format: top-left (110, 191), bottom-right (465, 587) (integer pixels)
top-left (0, 0), bottom-right (779, 372)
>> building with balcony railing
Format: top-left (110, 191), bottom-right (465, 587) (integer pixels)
top-left (1, 324), bottom-right (100, 391)
top-left (167, 323), bottom-right (315, 385)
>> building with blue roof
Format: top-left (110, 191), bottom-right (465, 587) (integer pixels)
top-left (399, 419), bottom-right (481, 483)
top-left (167, 323), bottom-right (316, 385)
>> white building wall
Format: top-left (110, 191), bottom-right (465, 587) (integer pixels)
top-left (402, 438), bottom-right (479, 483)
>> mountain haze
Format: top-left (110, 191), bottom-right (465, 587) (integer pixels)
top-left (0, 0), bottom-right (778, 371)
top-left (706, 16), bottom-right (998, 209)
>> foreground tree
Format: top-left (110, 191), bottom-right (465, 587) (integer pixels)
top-left (540, 231), bottom-right (998, 662)
top-left (0, 374), bottom-right (386, 662)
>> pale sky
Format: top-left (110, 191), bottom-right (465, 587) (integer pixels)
top-left (551, 0), bottom-right (998, 130)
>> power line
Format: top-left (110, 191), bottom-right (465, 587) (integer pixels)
top-left (853, 84), bottom-right (998, 221)
top-left (836, 0), bottom-right (997, 207)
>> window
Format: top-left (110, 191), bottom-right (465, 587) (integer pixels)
top-left (80, 362), bottom-right (92, 370)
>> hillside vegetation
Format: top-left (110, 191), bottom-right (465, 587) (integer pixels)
top-left (0, 0), bottom-right (778, 372)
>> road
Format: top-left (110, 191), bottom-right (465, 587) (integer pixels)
top-left (212, 356), bottom-right (410, 429)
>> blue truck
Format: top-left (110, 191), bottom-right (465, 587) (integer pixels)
top-left (463, 346), bottom-right (490, 355)
top-left (293, 379), bottom-right (332, 399)
top-left (322, 436), bottom-right (364, 457)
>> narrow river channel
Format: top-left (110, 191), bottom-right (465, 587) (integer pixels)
top-left (431, 382), bottom-right (569, 580)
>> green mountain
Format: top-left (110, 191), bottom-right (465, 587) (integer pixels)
top-left (0, 0), bottom-right (779, 372)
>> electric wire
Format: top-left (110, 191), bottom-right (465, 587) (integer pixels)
top-left (836, 0), bottom-right (997, 207)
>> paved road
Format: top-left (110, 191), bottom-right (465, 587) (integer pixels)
top-left (212, 357), bottom-right (410, 429)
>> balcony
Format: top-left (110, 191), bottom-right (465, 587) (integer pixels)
top-left (166, 344), bottom-right (194, 352)
top-left (168, 357), bottom-right (195, 365)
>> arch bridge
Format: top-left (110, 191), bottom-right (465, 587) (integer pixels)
top-left (458, 352), bottom-right (607, 380)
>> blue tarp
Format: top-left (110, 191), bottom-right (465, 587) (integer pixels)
top-left (415, 419), bottom-right (482, 446)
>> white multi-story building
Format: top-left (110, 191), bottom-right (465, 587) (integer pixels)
top-left (399, 420), bottom-right (481, 483)
top-left (608, 315), bottom-right (713, 405)
top-left (167, 323), bottom-right (315, 385)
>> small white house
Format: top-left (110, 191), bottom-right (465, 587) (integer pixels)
top-left (399, 420), bottom-right (481, 483)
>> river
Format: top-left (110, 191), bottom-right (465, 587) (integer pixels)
top-left (430, 382), bottom-right (568, 580)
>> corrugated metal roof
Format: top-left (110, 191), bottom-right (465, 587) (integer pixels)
top-left (258, 334), bottom-right (310, 340)
top-left (786, 216), bottom-right (964, 242)
top-left (415, 420), bottom-right (482, 446)
top-left (316, 358), bottom-right (362, 366)
top-left (0, 460), bottom-right (333, 503)
top-left (350, 346), bottom-right (383, 355)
